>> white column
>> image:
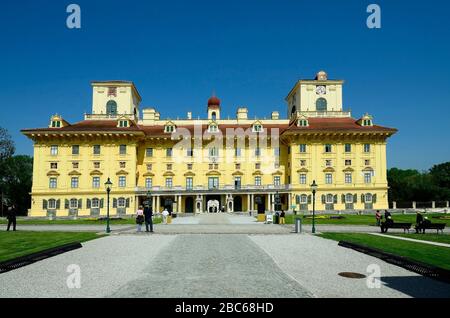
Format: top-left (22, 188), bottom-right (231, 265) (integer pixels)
top-left (179, 195), bottom-right (182, 213)
top-left (271, 194), bottom-right (275, 211)
top-left (250, 194), bottom-right (254, 211)
top-left (152, 196), bottom-right (156, 212)
top-left (247, 194), bottom-right (251, 211)
top-left (156, 196), bottom-right (160, 213)
top-left (288, 194), bottom-right (292, 211)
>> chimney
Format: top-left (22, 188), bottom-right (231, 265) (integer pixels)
top-left (236, 107), bottom-right (248, 120)
top-left (271, 111), bottom-right (279, 120)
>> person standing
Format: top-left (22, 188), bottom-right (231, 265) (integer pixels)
top-left (384, 210), bottom-right (391, 220)
top-left (136, 206), bottom-right (144, 232)
top-left (415, 211), bottom-right (424, 233)
top-left (375, 210), bottom-right (382, 226)
top-left (279, 210), bottom-right (286, 224)
top-left (162, 208), bottom-right (169, 224)
top-left (144, 202), bottom-right (153, 233)
top-left (6, 205), bottom-right (17, 231)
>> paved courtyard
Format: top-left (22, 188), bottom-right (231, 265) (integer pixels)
top-left (1, 214), bottom-right (449, 298)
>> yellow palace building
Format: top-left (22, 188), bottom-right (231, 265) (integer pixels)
top-left (22, 71), bottom-right (397, 217)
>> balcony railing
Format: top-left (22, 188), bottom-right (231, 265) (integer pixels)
top-left (136, 184), bottom-right (292, 193)
top-left (84, 113), bottom-right (136, 120)
top-left (292, 110), bottom-right (352, 119)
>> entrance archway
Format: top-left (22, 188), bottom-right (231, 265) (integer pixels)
top-left (185, 196), bottom-right (194, 213)
top-left (234, 196), bottom-right (242, 212)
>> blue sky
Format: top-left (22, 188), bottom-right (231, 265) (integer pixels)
top-left (0, 0), bottom-right (449, 170)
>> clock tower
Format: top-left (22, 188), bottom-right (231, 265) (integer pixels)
top-left (285, 71), bottom-right (346, 118)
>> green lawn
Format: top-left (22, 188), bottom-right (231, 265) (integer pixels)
top-left (389, 233), bottom-right (450, 244)
top-left (319, 232), bottom-right (450, 270)
top-left (0, 231), bottom-right (102, 262)
top-left (0, 216), bottom-right (163, 225)
top-left (285, 213), bottom-right (450, 226)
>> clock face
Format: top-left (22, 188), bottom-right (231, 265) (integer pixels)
top-left (316, 85), bottom-right (326, 95)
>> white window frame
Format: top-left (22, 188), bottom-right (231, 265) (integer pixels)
top-left (364, 144), bottom-right (371, 153)
top-left (118, 197), bottom-right (126, 208)
top-left (300, 174), bottom-right (307, 185)
top-left (345, 173), bottom-right (352, 184)
top-left (325, 173), bottom-right (333, 184)
top-left (299, 144), bottom-right (307, 153)
top-left (71, 177), bottom-right (79, 188)
top-left (92, 177), bottom-right (100, 188)
top-left (255, 176), bottom-right (262, 186)
top-left (146, 148), bottom-right (153, 157)
top-left (49, 178), bottom-right (57, 189)
top-left (186, 177), bottom-right (193, 189)
top-left (300, 194), bottom-right (308, 204)
top-left (326, 194), bottom-right (334, 204)
top-left (365, 193), bottom-right (373, 203)
top-left (344, 143), bottom-right (352, 153)
top-left (48, 199), bottom-right (56, 209)
top-left (364, 172), bottom-right (372, 184)
top-left (70, 198), bottom-right (78, 209)
top-left (50, 145), bottom-right (58, 156)
top-left (145, 177), bottom-right (153, 189)
top-left (273, 176), bottom-right (281, 186)
top-left (345, 194), bottom-right (353, 203)
top-left (118, 176), bottom-right (126, 188)
top-left (92, 198), bottom-right (100, 208)
top-left (165, 177), bottom-right (173, 188)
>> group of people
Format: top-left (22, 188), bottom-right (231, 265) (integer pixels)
top-left (135, 204), bottom-right (172, 232)
top-left (375, 210), bottom-right (393, 226)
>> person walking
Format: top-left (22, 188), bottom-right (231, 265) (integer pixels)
top-left (415, 211), bottom-right (424, 234)
top-left (144, 202), bottom-right (153, 233)
top-left (136, 206), bottom-right (144, 232)
top-left (375, 210), bottom-right (382, 226)
top-left (279, 210), bottom-right (286, 224)
top-left (6, 205), bottom-right (17, 231)
top-left (162, 208), bottom-right (169, 224)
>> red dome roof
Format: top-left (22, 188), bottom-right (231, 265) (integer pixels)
top-left (207, 96), bottom-right (221, 107)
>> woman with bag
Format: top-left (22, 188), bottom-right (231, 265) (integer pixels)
top-left (136, 205), bottom-right (145, 232)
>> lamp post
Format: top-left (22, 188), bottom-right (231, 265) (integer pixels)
top-left (310, 180), bottom-right (318, 234)
top-left (104, 178), bottom-right (112, 233)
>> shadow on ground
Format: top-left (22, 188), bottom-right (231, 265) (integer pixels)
top-left (380, 276), bottom-right (450, 298)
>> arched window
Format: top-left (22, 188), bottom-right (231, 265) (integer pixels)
top-left (316, 98), bottom-right (327, 112)
top-left (211, 112), bottom-right (217, 121)
top-left (106, 100), bottom-right (118, 115)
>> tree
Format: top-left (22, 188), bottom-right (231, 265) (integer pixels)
top-left (0, 127), bottom-right (15, 161)
top-left (0, 155), bottom-right (33, 216)
top-left (429, 162), bottom-right (450, 189)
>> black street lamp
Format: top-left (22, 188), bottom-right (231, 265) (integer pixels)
top-left (104, 178), bottom-right (112, 233)
top-left (310, 180), bottom-right (318, 234)
top-left (146, 190), bottom-right (152, 207)
top-left (274, 191), bottom-right (281, 211)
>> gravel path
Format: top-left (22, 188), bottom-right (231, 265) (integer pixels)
top-left (250, 234), bottom-right (450, 298)
top-left (109, 234), bottom-right (313, 298)
top-left (0, 235), bottom-right (175, 298)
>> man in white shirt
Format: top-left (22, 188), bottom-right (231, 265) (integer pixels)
top-left (162, 208), bottom-right (169, 224)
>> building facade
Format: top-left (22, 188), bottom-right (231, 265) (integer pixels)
top-left (22, 71), bottom-right (397, 217)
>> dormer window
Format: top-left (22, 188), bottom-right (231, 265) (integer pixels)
top-left (118, 120), bottom-right (129, 128)
top-left (208, 123), bottom-right (218, 133)
top-left (252, 123), bottom-right (263, 133)
top-left (362, 119), bottom-right (373, 126)
top-left (49, 115), bottom-right (67, 129)
top-left (298, 118), bottom-right (309, 127)
top-left (360, 114), bottom-right (374, 127)
top-left (51, 120), bottom-right (61, 128)
top-left (164, 125), bottom-right (176, 133)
